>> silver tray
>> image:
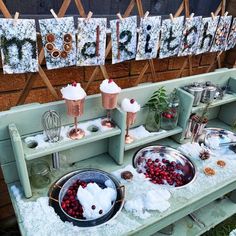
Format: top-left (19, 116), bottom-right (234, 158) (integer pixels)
top-left (133, 146), bottom-right (196, 188)
top-left (204, 128), bottom-right (236, 150)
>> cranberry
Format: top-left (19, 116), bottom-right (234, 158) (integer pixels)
top-left (130, 99), bottom-right (135, 104)
top-left (72, 81), bottom-right (77, 87)
top-left (165, 113), bottom-right (172, 119)
top-left (108, 78), bottom-right (113, 83)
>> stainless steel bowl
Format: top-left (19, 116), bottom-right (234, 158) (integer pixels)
top-left (203, 128), bottom-right (236, 150)
top-left (49, 169), bottom-right (124, 227)
top-left (133, 146), bottom-right (197, 188)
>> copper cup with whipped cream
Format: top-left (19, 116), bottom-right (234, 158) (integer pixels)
top-left (61, 82), bottom-right (86, 140)
top-left (121, 98), bottom-right (141, 144)
top-left (100, 78), bottom-right (121, 128)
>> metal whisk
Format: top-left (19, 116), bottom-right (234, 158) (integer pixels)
top-left (42, 110), bottom-right (61, 169)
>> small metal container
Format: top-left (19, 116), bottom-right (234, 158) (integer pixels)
top-left (201, 85), bottom-right (217, 103)
top-left (185, 85), bottom-right (204, 107)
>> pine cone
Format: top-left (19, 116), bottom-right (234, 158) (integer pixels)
top-left (199, 150), bottom-right (210, 160)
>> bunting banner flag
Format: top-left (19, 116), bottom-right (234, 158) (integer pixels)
top-left (159, 16), bottom-right (184, 59)
top-left (110, 16), bottom-right (137, 64)
top-left (77, 18), bottom-right (107, 66)
top-left (39, 17), bottom-right (76, 70)
top-left (136, 16), bottom-right (161, 60)
top-left (0, 18), bottom-right (38, 74)
top-left (0, 14), bottom-right (235, 73)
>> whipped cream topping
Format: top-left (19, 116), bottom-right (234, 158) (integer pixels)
top-left (77, 183), bottom-right (116, 220)
top-left (121, 98), bottom-right (140, 113)
top-left (61, 83), bottom-right (86, 100)
top-left (100, 79), bottom-right (121, 94)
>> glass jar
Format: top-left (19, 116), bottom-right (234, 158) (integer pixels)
top-left (161, 92), bottom-right (179, 130)
top-left (145, 108), bottom-right (161, 132)
top-left (30, 161), bottom-right (51, 189)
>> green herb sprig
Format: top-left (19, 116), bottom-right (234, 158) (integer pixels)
top-left (144, 86), bottom-right (168, 112)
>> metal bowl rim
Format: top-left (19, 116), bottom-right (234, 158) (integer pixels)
top-left (48, 168), bottom-right (125, 225)
top-left (132, 145), bottom-right (197, 189)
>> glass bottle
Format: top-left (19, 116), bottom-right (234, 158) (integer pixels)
top-left (145, 108), bottom-right (161, 132)
top-left (161, 91), bottom-right (179, 130)
top-left (30, 161), bottom-right (51, 189)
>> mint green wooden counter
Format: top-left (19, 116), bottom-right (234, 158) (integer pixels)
top-left (1, 68), bottom-right (236, 235)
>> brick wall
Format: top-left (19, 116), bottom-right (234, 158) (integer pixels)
top-left (0, 49), bottom-right (224, 111)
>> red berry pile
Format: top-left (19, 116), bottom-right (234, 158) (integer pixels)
top-left (142, 158), bottom-right (187, 187)
top-left (162, 112), bottom-right (174, 119)
top-left (61, 180), bottom-right (87, 219)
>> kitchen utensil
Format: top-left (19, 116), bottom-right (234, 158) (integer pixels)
top-left (42, 110), bottom-right (61, 169)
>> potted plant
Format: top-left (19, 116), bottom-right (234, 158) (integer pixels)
top-left (144, 87), bottom-right (168, 132)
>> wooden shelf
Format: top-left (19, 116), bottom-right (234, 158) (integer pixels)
top-left (192, 93), bottom-right (236, 113)
top-left (206, 118), bottom-right (233, 131)
top-left (23, 127), bottom-right (121, 160)
top-left (155, 198), bottom-right (236, 236)
top-left (124, 126), bottom-right (183, 151)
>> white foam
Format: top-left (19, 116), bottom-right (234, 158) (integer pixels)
top-left (61, 83), bottom-right (86, 100)
top-left (121, 98), bottom-right (140, 113)
top-left (100, 79), bottom-right (121, 94)
top-left (77, 183), bottom-right (116, 220)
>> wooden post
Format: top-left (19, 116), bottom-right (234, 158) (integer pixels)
top-left (0, 0), bottom-right (11, 18)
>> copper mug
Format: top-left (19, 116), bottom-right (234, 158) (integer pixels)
top-left (65, 99), bottom-right (85, 117)
top-left (101, 92), bottom-right (119, 110)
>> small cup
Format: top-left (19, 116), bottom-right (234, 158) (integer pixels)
top-left (101, 92), bottom-right (118, 110)
top-left (65, 99), bottom-right (85, 117)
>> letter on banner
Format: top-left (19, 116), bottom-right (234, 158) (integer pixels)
top-left (178, 16), bottom-right (202, 56)
top-left (211, 15), bottom-right (232, 52)
top-left (77, 18), bottom-right (107, 66)
top-left (136, 16), bottom-right (161, 60)
top-left (0, 19), bottom-right (38, 74)
top-left (110, 16), bottom-right (137, 64)
top-left (226, 18), bottom-right (236, 50)
top-left (159, 16), bottom-right (184, 59)
top-left (39, 17), bottom-right (76, 70)
top-left (196, 16), bottom-right (219, 55)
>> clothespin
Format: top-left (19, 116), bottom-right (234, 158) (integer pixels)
top-left (217, 51), bottom-right (223, 58)
top-left (13, 12), bottom-right (19, 27)
top-left (50, 9), bottom-right (59, 21)
top-left (190, 13), bottom-right (195, 19)
top-left (117, 13), bottom-right (124, 21)
top-left (224, 11), bottom-right (228, 17)
top-left (169, 13), bottom-right (174, 22)
top-left (211, 12), bottom-right (216, 20)
top-left (144, 11), bottom-right (149, 19)
top-left (86, 11), bottom-right (93, 20)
